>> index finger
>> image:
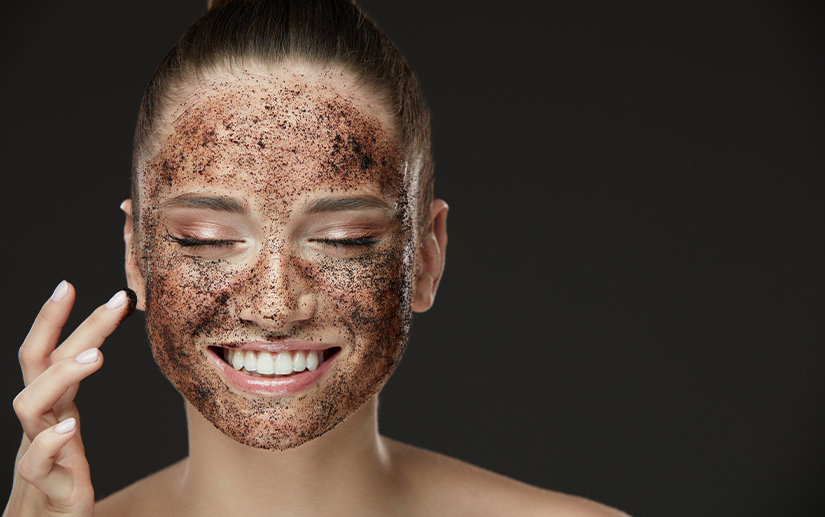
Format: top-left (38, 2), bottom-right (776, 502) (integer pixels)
top-left (50, 289), bottom-right (137, 365)
top-left (20, 286), bottom-right (135, 385)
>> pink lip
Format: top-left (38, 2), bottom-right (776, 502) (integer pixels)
top-left (211, 340), bottom-right (332, 353)
top-left (207, 344), bottom-right (338, 396)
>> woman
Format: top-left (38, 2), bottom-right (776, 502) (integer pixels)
top-left (6, 1), bottom-right (627, 515)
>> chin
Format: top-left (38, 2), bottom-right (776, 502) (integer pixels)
top-left (148, 322), bottom-right (407, 451)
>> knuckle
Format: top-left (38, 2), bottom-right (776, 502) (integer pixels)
top-left (16, 449), bottom-right (40, 483)
top-left (12, 391), bottom-right (31, 418)
top-left (50, 348), bottom-right (65, 364)
top-left (49, 357), bottom-right (72, 378)
top-left (85, 307), bottom-right (107, 328)
top-left (18, 345), bottom-right (34, 368)
top-left (32, 309), bottom-right (65, 335)
top-left (36, 309), bottom-right (57, 326)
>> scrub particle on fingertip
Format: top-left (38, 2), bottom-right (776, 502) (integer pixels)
top-left (121, 288), bottom-right (139, 322)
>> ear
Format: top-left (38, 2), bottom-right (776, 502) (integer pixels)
top-left (121, 199), bottom-right (146, 311)
top-left (412, 199), bottom-right (448, 313)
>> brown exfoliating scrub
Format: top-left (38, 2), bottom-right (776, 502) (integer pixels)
top-left (135, 65), bottom-right (418, 451)
top-left (119, 288), bottom-right (139, 324)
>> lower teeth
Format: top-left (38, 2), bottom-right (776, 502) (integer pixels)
top-left (243, 369), bottom-right (294, 377)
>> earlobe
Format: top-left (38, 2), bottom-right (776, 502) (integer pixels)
top-left (121, 199), bottom-right (147, 311)
top-left (412, 199), bottom-right (448, 313)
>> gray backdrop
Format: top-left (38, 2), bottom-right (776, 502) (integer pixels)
top-left (1, 1), bottom-right (823, 515)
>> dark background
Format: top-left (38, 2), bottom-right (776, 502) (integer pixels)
top-left (1, 1), bottom-right (823, 515)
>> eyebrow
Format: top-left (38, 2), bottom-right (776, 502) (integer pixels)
top-left (304, 196), bottom-right (393, 214)
top-left (160, 194), bottom-right (248, 215)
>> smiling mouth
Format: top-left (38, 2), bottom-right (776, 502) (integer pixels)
top-left (211, 347), bottom-right (340, 377)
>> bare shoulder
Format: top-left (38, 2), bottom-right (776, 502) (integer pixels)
top-left (94, 459), bottom-right (187, 517)
top-left (385, 439), bottom-right (629, 517)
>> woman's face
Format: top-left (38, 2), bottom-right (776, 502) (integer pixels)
top-left (133, 66), bottom-right (416, 450)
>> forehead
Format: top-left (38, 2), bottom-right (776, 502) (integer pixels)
top-left (141, 65), bottom-right (404, 214)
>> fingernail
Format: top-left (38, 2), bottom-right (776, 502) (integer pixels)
top-left (75, 348), bottom-right (99, 364)
top-left (106, 290), bottom-right (128, 309)
top-left (51, 280), bottom-right (68, 302)
top-left (54, 418), bottom-right (76, 435)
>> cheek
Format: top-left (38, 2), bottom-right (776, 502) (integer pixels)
top-left (143, 238), bottom-right (237, 361)
top-left (313, 241), bottom-right (415, 356)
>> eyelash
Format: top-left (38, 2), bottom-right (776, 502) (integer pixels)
top-left (168, 233), bottom-right (235, 249)
top-left (168, 233), bottom-right (378, 251)
top-left (313, 237), bottom-right (378, 249)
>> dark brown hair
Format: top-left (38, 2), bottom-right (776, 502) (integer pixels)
top-left (131, 0), bottom-right (433, 229)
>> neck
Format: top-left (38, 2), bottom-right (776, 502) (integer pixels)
top-left (176, 396), bottom-right (396, 517)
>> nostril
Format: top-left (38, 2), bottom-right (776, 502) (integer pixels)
top-left (235, 291), bottom-right (316, 331)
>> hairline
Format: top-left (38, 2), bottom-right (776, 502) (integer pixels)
top-left (132, 57), bottom-right (429, 243)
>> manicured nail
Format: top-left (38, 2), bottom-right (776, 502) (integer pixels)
top-left (75, 348), bottom-right (99, 364)
top-left (106, 290), bottom-right (128, 309)
top-left (51, 280), bottom-right (68, 302)
top-left (54, 418), bottom-right (76, 435)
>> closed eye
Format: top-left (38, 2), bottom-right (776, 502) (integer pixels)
top-left (167, 232), bottom-right (238, 249)
top-left (313, 237), bottom-right (378, 249)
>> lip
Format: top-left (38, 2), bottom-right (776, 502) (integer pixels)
top-left (207, 342), bottom-right (338, 396)
top-left (210, 340), bottom-right (332, 353)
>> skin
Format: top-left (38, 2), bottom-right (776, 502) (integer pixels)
top-left (131, 64), bottom-right (417, 451)
top-left (6, 63), bottom-right (629, 517)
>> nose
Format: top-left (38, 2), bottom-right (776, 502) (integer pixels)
top-left (236, 246), bottom-right (315, 332)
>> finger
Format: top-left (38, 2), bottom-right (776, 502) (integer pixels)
top-left (19, 280), bottom-right (77, 385)
top-left (16, 418), bottom-right (81, 503)
top-left (50, 289), bottom-right (137, 364)
top-left (14, 349), bottom-right (103, 440)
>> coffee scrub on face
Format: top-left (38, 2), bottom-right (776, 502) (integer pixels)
top-left (136, 68), bottom-right (416, 450)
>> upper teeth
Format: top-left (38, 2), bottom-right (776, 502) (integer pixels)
top-left (224, 349), bottom-right (323, 376)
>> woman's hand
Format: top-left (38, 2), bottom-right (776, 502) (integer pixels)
top-left (4, 281), bottom-right (135, 517)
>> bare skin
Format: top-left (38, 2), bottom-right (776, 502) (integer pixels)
top-left (94, 399), bottom-right (626, 517)
top-left (5, 64), bottom-right (629, 517)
